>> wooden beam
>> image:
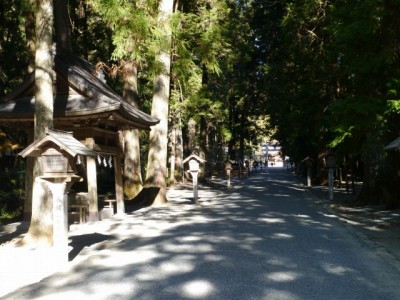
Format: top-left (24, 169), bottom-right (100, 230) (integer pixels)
top-left (81, 138), bottom-right (121, 155)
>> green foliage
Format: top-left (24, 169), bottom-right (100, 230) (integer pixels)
top-left (386, 80), bottom-right (400, 114)
top-left (69, 1), bottom-right (114, 63)
top-left (0, 0), bottom-right (33, 95)
top-left (88, 0), bottom-right (157, 63)
top-left (2, 0), bottom-right (399, 204)
top-left (0, 170), bottom-right (25, 222)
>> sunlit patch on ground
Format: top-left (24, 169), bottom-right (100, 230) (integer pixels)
top-left (271, 232), bottom-right (293, 239)
top-left (160, 261), bottom-right (194, 274)
top-left (262, 288), bottom-right (298, 300)
top-left (265, 271), bottom-right (300, 282)
top-left (321, 263), bottom-right (354, 275)
top-left (181, 279), bottom-right (215, 298)
top-left (314, 248), bottom-right (331, 255)
top-left (257, 217), bottom-right (286, 223)
top-left (294, 214), bottom-right (310, 218)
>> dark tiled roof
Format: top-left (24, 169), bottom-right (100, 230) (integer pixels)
top-left (0, 51), bottom-right (159, 128)
top-left (19, 128), bottom-right (97, 158)
top-left (385, 136), bottom-right (400, 151)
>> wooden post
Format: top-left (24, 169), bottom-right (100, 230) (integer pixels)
top-left (328, 168), bottom-right (334, 200)
top-left (114, 155), bottom-right (125, 215)
top-left (23, 157), bottom-right (34, 221)
top-left (23, 131), bottom-right (35, 221)
top-left (87, 155), bottom-right (98, 222)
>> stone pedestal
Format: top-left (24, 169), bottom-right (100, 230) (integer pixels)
top-left (189, 171), bottom-right (199, 203)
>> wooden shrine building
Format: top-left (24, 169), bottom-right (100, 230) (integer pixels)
top-left (0, 50), bottom-right (159, 221)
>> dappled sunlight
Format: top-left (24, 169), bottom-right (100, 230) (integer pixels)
top-left (162, 242), bottom-right (215, 253)
top-left (296, 217), bottom-right (333, 229)
top-left (265, 271), bottom-right (300, 282)
top-left (294, 214), bottom-right (310, 218)
top-left (321, 206), bottom-right (400, 233)
top-left (3, 168), bottom-right (398, 299)
top-left (269, 193), bottom-right (291, 197)
top-left (258, 217), bottom-right (286, 223)
top-left (203, 254), bottom-right (225, 262)
top-left (314, 248), bottom-right (331, 255)
top-left (322, 212), bottom-right (363, 226)
top-left (262, 289), bottom-right (298, 300)
top-left (181, 279), bottom-right (215, 298)
top-left (321, 263), bottom-right (355, 276)
top-left (271, 232), bottom-right (294, 239)
top-left (160, 260), bottom-right (195, 275)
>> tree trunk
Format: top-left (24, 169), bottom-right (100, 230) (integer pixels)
top-left (175, 118), bottom-right (184, 182)
top-left (144, 0), bottom-right (173, 206)
top-left (24, 0), bottom-right (54, 247)
top-left (54, 0), bottom-right (71, 51)
top-left (355, 135), bottom-right (387, 206)
top-left (169, 122), bottom-right (177, 186)
top-left (168, 114), bottom-right (183, 185)
top-left (121, 61), bottom-right (143, 200)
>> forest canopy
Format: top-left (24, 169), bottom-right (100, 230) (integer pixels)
top-left (1, 0), bottom-right (400, 214)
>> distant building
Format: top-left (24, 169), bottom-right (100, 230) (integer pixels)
top-left (265, 141), bottom-right (283, 167)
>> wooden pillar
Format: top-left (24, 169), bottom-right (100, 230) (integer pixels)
top-left (23, 131), bottom-right (35, 221)
top-left (23, 157), bottom-right (34, 221)
top-left (87, 155), bottom-right (99, 221)
top-left (114, 155), bottom-right (125, 215)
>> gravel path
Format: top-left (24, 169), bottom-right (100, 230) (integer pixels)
top-left (1, 168), bottom-right (400, 299)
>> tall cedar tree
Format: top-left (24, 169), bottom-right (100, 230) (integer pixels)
top-left (144, 0), bottom-right (174, 205)
top-left (24, 0), bottom-right (54, 246)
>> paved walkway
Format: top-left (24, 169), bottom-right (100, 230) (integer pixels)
top-left (1, 168), bottom-right (400, 299)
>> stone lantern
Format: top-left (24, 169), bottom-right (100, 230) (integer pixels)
top-left (189, 159), bottom-right (200, 172)
top-left (19, 128), bottom-right (96, 263)
top-left (301, 156), bottom-right (313, 187)
top-left (225, 161), bottom-right (233, 188)
top-left (325, 152), bottom-right (336, 169)
top-left (183, 153), bottom-right (206, 203)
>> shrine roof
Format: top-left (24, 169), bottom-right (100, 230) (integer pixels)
top-left (19, 128), bottom-right (97, 158)
top-left (0, 50), bottom-right (159, 130)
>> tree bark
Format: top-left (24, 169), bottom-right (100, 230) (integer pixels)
top-left (54, 0), bottom-right (71, 51)
top-left (121, 61), bottom-right (143, 200)
top-left (144, 0), bottom-right (173, 206)
top-left (24, 0), bottom-right (54, 247)
top-left (169, 121), bottom-right (177, 186)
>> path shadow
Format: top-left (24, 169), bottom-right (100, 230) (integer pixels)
top-left (68, 233), bottom-right (115, 261)
top-left (125, 187), bottom-right (160, 213)
top-left (0, 222), bottom-right (29, 245)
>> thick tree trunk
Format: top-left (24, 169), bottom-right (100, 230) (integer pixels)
top-left (144, 0), bottom-right (173, 206)
top-left (145, 51), bottom-right (171, 205)
top-left (123, 128), bottom-right (143, 199)
top-left (121, 61), bottom-right (143, 200)
top-left (168, 116), bottom-right (183, 185)
top-left (24, 0), bottom-right (54, 247)
top-left (355, 137), bottom-right (389, 206)
top-left (54, 0), bottom-right (71, 51)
